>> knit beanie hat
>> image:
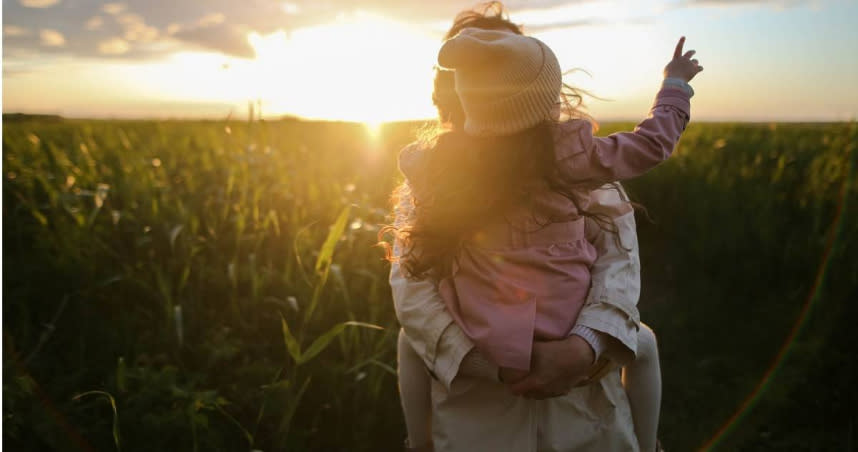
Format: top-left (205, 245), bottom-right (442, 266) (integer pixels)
top-left (437, 28), bottom-right (562, 137)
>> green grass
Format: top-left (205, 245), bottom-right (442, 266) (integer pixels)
top-left (3, 118), bottom-right (856, 451)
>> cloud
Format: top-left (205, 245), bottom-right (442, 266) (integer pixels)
top-left (523, 16), bottom-right (654, 33)
top-left (0, 0), bottom-right (815, 63)
top-left (1, 0), bottom-right (529, 61)
top-left (19, 0), bottom-right (60, 8)
top-left (4, 25), bottom-right (32, 36)
top-left (117, 13), bottom-right (160, 42)
top-left (85, 16), bottom-right (104, 30)
top-left (197, 12), bottom-right (225, 27)
top-left (98, 37), bottom-right (130, 55)
top-left (40, 29), bottom-right (66, 46)
top-left (101, 3), bottom-right (126, 16)
top-left (173, 23), bottom-right (255, 58)
top-left (281, 2), bottom-right (301, 15)
top-left (102, 3), bottom-right (126, 15)
top-left (679, 0), bottom-right (808, 8)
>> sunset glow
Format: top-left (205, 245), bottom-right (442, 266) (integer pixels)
top-left (3, 1), bottom-right (857, 122)
top-left (240, 13), bottom-right (439, 123)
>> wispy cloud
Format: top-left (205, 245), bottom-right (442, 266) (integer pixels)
top-left (684, 0), bottom-right (804, 5)
top-left (98, 37), bottom-right (130, 55)
top-left (85, 16), bottom-right (104, 30)
top-left (40, 29), bottom-right (66, 46)
top-left (173, 23), bottom-right (255, 58)
top-left (117, 13), bottom-right (159, 42)
top-left (197, 12), bottom-right (226, 27)
top-left (0, 0), bottom-right (820, 62)
top-left (4, 25), bottom-right (32, 36)
top-left (3, 0), bottom-right (295, 59)
top-left (19, 0), bottom-right (61, 8)
top-left (523, 16), bottom-right (654, 33)
top-left (101, 3), bottom-right (126, 15)
top-left (677, 0), bottom-right (810, 9)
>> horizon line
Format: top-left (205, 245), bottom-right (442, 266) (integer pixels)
top-left (3, 111), bottom-right (855, 124)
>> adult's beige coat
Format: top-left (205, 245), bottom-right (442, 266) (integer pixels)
top-left (390, 186), bottom-right (643, 451)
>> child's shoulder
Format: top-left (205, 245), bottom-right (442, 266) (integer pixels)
top-left (555, 118), bottom-right (596, 137)
top-left (553, 119), bottom-right (597, 156)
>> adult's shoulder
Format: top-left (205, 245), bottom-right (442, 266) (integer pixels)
top-left (590, 183), bottom-right (633, 215)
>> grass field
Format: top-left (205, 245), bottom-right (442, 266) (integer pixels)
top-left (3, 118), bottom-right (857, 451)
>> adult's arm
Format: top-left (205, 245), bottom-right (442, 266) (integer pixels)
top-left (509, 184), bottom-right (642, 397)
top-left (389, 183), bottom-right (479, 390)
top-left (573, 183), bottom-right (642, 365)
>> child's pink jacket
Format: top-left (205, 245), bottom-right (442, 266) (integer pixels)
top-left (400, 86), bottom-right (691, 370)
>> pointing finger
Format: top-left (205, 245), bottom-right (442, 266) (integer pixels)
top-left (674, 36), bottom-right (685, 59)
top-left (683, 50), bottom-right (696, 59)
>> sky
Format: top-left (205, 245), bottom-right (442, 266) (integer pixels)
top-left (2, 0), bottom-right (857, 122)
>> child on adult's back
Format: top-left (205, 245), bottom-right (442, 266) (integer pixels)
top-left (392, 25), bottom-right (702, 452)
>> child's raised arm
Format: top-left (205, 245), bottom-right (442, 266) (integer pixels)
top-left (555, 37), bottom-right (703, 186)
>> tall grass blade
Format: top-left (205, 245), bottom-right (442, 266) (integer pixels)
top-left (299, 321), bottom-right (382, 365)
top-left (314, 206), bottom-right (350, 274)
top-left (215, 403), bottom-right (254, 448)
top-left (303, 206), bottom-right (351, 324)
top-left (277, 377), bottom-right (311, 446)
top-left (280, 314), bottom-right (302, 364)
top-left (73, 390), bottom-right (121, 452)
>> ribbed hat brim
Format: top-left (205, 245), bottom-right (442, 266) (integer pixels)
top-left (439, 31), bottom-right (562, 137)
top-left (462, 41), bottom-right (562, 136)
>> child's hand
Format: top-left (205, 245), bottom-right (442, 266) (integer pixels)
top-left (663, 36), bottom-right (703, 83)
top-left (499, 367), bottom-right (529, 384)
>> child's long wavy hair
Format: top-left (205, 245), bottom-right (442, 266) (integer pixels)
top-left (382, 2), bottom-right (621, 281)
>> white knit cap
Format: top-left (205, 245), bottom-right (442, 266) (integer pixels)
top-left (437, 28), bottom-right (562, 137)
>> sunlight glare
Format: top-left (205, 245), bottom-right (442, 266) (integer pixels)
top-left (246, 12), bottom-right (439, 123)
top-left (364, 119), bottom-right (384, 140)
top-left (58, 13), bottom-right (442, 121)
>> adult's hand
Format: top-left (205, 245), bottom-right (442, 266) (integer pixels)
top-left (508, 335), bottom-right (596, 399)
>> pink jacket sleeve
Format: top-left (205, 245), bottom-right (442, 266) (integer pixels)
top-left (554, 86), bottom-right (691, 185)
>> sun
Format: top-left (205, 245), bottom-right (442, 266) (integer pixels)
top-left (363, 119), bottom-right (385, 139)
top-left (244, 12), bottom-right (440, 124)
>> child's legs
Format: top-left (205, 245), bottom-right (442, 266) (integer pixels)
top-left (622, 323), bottom-right (662, 452)
top-left (397, 328), bottom-right (432, 447)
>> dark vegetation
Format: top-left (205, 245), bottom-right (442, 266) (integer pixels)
top-left (3, 119), bottom-right (856, 451)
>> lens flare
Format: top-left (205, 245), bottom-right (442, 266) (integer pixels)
top-left (699, 137), bottom-right (857, 451)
